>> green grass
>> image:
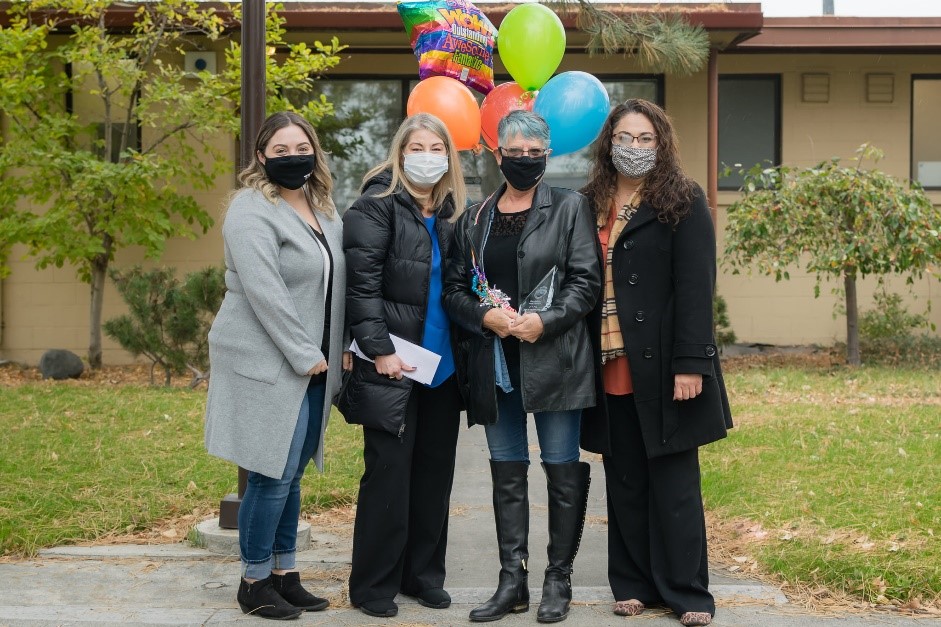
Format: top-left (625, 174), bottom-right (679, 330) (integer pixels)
top-left (702, 364), bottom-right (941, 604)
top-left (0, 383), bottom-right (362, 556)
top-left (3, 363), bottom-right (939, 606)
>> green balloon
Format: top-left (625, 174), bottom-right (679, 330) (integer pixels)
top-left (498, 4), bottom-right (566, 92)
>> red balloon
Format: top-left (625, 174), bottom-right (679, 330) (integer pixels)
top-left (480, 82), bottom-right (535, 149)
top-left (406, 76), bottom-right (482, 151)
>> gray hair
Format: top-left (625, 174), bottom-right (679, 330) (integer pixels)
top-left (497, 110), bottom-right (551, 148)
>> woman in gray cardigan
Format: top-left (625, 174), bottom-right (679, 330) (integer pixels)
top-left (204, 111), bottom-right (347, 620)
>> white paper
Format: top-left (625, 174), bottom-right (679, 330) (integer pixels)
top-left (349, 334), bottom-right (442, 386)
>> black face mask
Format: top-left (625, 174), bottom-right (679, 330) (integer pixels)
top-left (262, 155), bottom-right (316, 190)
top-left (499, 155), bottom-right (547, 192)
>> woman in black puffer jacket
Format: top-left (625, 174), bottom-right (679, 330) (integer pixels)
top-left (339, 113), bottom-right (466, 619)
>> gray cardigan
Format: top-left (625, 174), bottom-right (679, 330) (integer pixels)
top-left (204, 188), bottom-right (346, 479)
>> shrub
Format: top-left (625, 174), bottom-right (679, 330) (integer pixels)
top-left (858, 289), bottom-right (941, 367)
top-left (104, 266), bottom-right (225, 386)
top-left (714, 293), bottom-right (736, 350)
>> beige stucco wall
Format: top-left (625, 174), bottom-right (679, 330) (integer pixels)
top-left (715, 54), bottom-right (941, 345)
top-left (2, 41), bottom-right (940, 364)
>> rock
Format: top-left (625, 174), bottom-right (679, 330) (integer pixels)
top-left (38, 349), bottom-right (84, 380)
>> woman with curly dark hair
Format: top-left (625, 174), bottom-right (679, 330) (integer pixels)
top-left (580, 99), bottom-right (733, 627)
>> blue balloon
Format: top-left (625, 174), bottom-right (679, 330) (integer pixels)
top-left (533, 71), bottom-right (610, 156)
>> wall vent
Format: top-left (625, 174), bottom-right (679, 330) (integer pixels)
top-left (801, 73), bottom-right (830, 103)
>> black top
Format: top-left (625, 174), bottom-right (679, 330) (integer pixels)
top-left (309, 226), bottom-right (333, 367)
top-left (483, 205), bottom-right (531, 379)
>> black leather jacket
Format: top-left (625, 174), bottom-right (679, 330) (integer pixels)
top-left (443, 182), bottom-right (601, 427)
top-left (338, 171), bottom-right (456, 435)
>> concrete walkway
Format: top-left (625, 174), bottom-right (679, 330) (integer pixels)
top-left (0, 422), bottom-right (933, 626)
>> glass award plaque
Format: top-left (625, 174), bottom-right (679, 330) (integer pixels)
top-left (518, 266), bottom-right (557, 313)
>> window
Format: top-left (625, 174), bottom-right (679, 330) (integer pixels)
top-left (95, 123), bottom-right (141, 163)
top-left (718, 75), bottom-right (780, 191)
top-left (912, 76), bottom-right (941, 188)
top-left (311, 78), bottom-right (407, 212)
top-left (311, 75), bottom-right (663, 209)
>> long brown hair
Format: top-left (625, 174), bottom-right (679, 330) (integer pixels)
top-left (238, 111), bottom-right (335, 217)
top-left (582, 99), bottom-right (695, 226)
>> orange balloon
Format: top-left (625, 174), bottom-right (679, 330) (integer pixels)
top-left (407, 76), bottom-right (481, 151)
top-left (480, 82), bottom-right (536, 150)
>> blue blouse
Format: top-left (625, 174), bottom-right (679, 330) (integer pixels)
top-left (422, 215), bottom-right (455, 387)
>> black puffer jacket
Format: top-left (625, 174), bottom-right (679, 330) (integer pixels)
top-left (443, 182), bottom-right (601, 427)
top-left (337, 171), bottom-right (456, 435)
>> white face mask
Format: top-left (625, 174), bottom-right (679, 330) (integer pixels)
top-left (403, 152), bottom-right (449, 187)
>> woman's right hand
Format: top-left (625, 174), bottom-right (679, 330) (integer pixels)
top-left (375, 354), bottom-right (416, 380)
top-left (483, 308), bottom-right (518, 338)
top-left (307, 359), bottom-right (328, 376)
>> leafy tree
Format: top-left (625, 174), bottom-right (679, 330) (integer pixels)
top-left (723, 144), bottom-right (941, 365)
top-left (0, 0), bottom-right (345, 367)
top-left (104, 265), bottom-right (225, 386)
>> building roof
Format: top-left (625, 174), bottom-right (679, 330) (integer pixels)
top-left (274, 2), bottom-right (764, 49)
top-left (0, 1), bottom-right (764, 49)
top-left (5, 2), bottom-right (941, 54)
top-left (731, 16), bottom-right (941, 53)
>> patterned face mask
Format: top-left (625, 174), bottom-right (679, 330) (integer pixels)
top-left (611, 144), bottom-right (656, 179)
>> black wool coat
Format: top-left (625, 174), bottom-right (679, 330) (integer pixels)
top-left (581, 185), bottom-right (733, 458)
top-left (338, 171), bottom-right (458, 436)
top-left (443, 182), bottom-right (602, 427)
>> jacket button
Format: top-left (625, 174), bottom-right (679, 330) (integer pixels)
top-left (623, 239), bottom-right (635, 250)
top-left (705, 345), bottom-right (716, 357)
top-left (635, 310), bottom-right (645, 322)
top-left (628, 273), bottom-right (639, 285)
top-left (517, 250), bottom-right (525, 258)
top-left (643, 348), bottom-right (653, 359)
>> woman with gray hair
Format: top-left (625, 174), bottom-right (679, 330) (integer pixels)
top-left (443, 110), bottom-right (601, 623)
top-left (340, 112), bottom-right (466, 619)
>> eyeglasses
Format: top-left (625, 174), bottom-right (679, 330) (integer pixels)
top-left (497, 146), bottom-right (550, 159)
top-left (613, 131), bottom-right (657, 147)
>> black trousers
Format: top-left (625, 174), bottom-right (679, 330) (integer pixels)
top-left (602, 393), bottom-right (715, 617)
top-left (348, 376), bottom-right (462, 605)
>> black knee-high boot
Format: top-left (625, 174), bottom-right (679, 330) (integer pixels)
top-left (537, 461), bottom-right (591, 623)
top-left (469, 460), bottom-right (530, 622)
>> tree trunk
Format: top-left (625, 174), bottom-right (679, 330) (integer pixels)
top-left (88, 260), bottom-right (107, 369)
top-left (844, 271), bottom-right (860, 366)
top-left (88, 237), bottom-right (113, 369)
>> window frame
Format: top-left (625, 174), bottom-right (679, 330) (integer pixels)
top-left (717, 73), bottom-right (782, 191)
top-left (316, 73), bottom-right (664, 205)
top-left (910, 74), bottom-right (941, 190)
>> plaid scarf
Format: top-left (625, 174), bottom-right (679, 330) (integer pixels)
top-left (600, 192), bottom-right (640, 364)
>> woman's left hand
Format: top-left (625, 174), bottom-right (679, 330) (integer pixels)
top-left (674, 373), bottom-right (703, 401)
top-left (342, 351), bottom-right (353, 372)
top-left (509, 313), bottom-right (544, 343)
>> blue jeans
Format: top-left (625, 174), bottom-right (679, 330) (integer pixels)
top-left (239, 378), bottom-right (326, 579)
top-left (485, 384), bottom-right (581, 464)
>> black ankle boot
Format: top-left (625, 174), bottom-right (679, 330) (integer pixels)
top-left (237, 576), bottom-right (303, 620)
top-left (271, 571), bottom-right (329, 611)
top-left (469, 461), bottom-right (530, 623)
top-left (536, 461), bottom-right (591, 624)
